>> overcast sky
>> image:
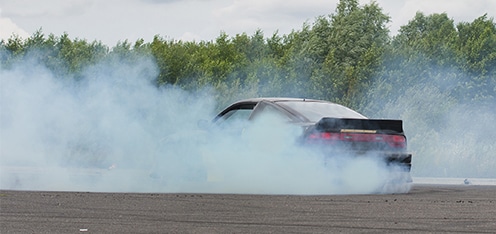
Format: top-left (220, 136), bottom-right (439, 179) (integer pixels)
top-left (0, 0), bottom-right (494, 46)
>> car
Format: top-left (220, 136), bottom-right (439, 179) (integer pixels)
top-left (210, 97), bottom-right (412, 187)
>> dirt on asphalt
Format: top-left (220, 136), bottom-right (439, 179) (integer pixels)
top-left (1, 184), bottom-right (496, 233)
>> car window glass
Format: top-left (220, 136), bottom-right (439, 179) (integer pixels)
top-left (251, 104), bottom-right (292, 122)
top-left (225, 109), bottom-right (252, 121)
top-left (279, 101), bottom-right (366, 122)
top-left (217, 108), bottom-right (252, 127)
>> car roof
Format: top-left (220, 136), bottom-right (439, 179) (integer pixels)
top-left (222, 97), bottom-right (366, 122)
top-left (231, 97), bottom-right (332, 104)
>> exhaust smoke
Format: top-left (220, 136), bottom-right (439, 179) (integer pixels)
top-left (363, 71), bottom-right (496, 179)
top-left (0, 54), bottom-right (407, 194)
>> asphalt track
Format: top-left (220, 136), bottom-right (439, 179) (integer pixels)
top-left (1, 184), bottom-right (495, 233)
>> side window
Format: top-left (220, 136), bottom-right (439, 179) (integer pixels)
top-left (219, 109), bottom-right (252, 126)
top-left (250, 102), bottom-right (293, 122)
top-left (215, 103), bottom-right (256, 127)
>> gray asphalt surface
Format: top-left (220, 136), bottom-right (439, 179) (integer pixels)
top-left (1, 184), bottom-right (495, 233)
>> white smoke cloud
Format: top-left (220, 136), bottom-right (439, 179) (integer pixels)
top-left (365, 72), bottom-right (496, 179)
top-left (0, 53), bottom-right (409, 194)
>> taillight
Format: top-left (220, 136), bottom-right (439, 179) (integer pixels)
top-left (306, 132), bottom-right (406, 148)
top-left (384, 134), bottom-right (406, 148)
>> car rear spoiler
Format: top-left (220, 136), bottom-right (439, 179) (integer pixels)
top-left (315, 118), bottom-right (405, 134)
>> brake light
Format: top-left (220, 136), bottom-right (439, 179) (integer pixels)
top-left (307, 132), bottom-right (406, 148)
top-left (386, 134), bottom-right (406, 148)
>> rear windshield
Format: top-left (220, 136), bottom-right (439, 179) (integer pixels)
top-left (278, 101), bottom-right (366, 122)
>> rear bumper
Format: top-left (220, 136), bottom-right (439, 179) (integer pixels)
top-left (321, 149), bottom-right (412, 171)
top-left (383, 152), bottom-right (412, 171)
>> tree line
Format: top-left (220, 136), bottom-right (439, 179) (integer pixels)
top-left (2, 0), bottom-right (496, 177)
top-left (1, 0), bottom-right (495, 113)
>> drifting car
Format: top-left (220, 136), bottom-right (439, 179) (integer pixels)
top-left (211, 97), bottom-right (412, 185)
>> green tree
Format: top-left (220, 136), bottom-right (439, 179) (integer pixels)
top-left (309, 0), bottom-right (390, 108)
top-left (361, 12), bottom-right (461, 115)
top-left (1, 35), bottom-right (25, 68)
top-left (455, 14), bottom-right (496, 102)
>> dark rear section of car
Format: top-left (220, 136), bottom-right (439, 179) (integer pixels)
top-left (302, 117), bottom-right (412, 170)
top-left (213, 98), bottom-right (412, 173)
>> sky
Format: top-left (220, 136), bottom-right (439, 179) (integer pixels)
top-left (0, 0), bottom-right (495, 46)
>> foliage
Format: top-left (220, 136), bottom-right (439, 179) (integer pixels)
top-left (1, 0), bottom-right (495, 177)
top-left (2, 4), bottom-right (493, 110)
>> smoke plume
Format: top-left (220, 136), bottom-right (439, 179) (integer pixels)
top-left (0, 53), bottom-right (408, 194)
top-left (363, 66), bottom-right (496, 179)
